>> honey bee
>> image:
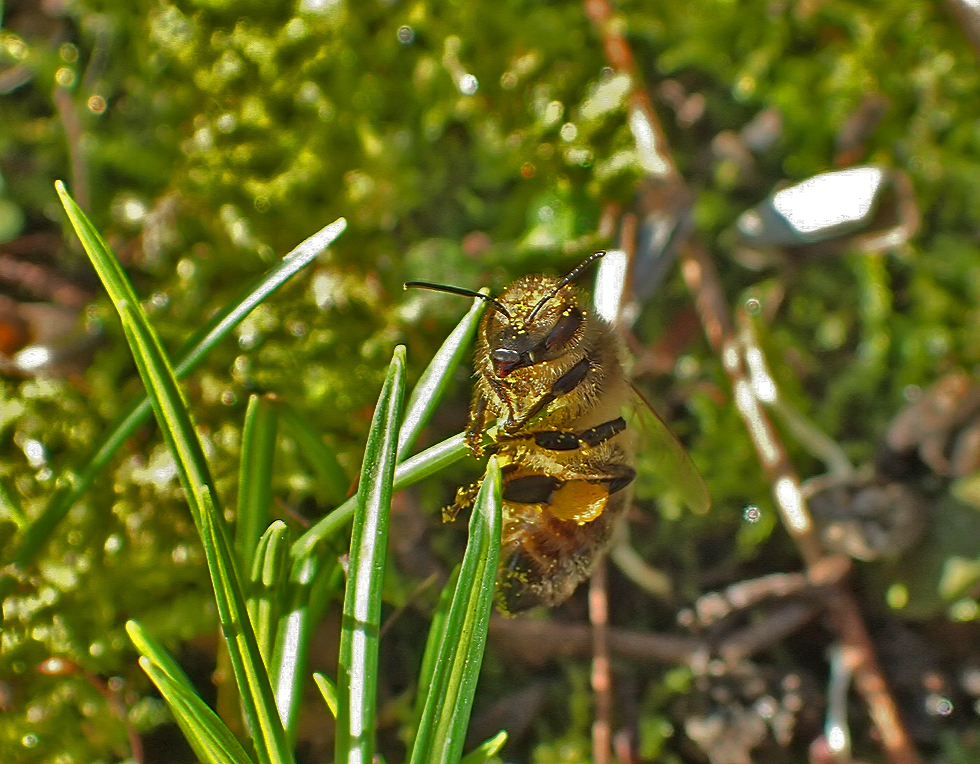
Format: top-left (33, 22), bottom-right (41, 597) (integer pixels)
top-left (406, 252), bottom-right (708, 612)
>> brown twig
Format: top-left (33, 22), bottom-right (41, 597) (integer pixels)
top-left (583, 2), bottom-right (924, 762)
top-left (589, 558), bottom-right (613, 764)
top-left (492, 594), bottom-right (823, 668)
top-left (682, 144), bottom-right (922, 764)
top-left (489, 616), bottom-right (698, 666)
top-left (583, 0), bottom-right (681, 185)
top-left (0, 252), bottom-right (92, 308)
top-left (682, 569), bottom-right (827, 629)
top-left (716, 601), bottom-right (821, 665)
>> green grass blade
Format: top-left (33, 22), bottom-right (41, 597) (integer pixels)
top-left (58, 183), bottom-right (214, 522)
top-left (397, 295), bottom-right (484, 460)
top-left (335, 346), bottom-right (406, 764)
top-left (237, 395), bottom-right (279, 569)
top-left (140, 658), bottom-right (256, 764)
top-left (116, 301), bottom-right (215, 520)
top-left (459, 731), bottom-right (508, 764)
top-left (55, 185), bottom-right (291, 764)
top-left (1, 187), bottom-right (344, 598)
top-left (291, 432), bottom-right (469, 558)
top-left (56, 181), bottom-right (142, 311)
top-left (246, 520), bottom-right (290, 664)
top-left (126, 620), bottom-right (201, 693)
top-left (409, 458), bottom-right (502, 764)
top-left (0, 476), bottom-right (26, 527)
top-left (270, 552), bottom-right (322, 742)
top-left (279, 403), bottom-right (349, 506)
top-left (199, 487), bottom-right (293, 764)
top-left (127, 621), bottom-right (255, 764)
top-left (313, 672), bottom-right (339, 719)
top-left (117, 306), bottom-right (291, 763)
top-left (411, 565), bottom-right (459, 734)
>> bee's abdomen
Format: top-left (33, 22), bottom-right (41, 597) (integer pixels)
top-left (496, 490), bottom-right (627, 613)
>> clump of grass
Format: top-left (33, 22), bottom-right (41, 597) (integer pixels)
top-left (56, 181), bottom-right (506, 764)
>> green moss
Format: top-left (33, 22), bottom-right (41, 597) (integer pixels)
top-left (5, 0), bottom-right (980, 760)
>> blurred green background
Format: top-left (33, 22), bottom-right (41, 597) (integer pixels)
top-left (4, 0), bottom-right (980, 762)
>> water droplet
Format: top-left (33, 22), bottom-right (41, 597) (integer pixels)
top-left (397, 25), bottom-right (414, 44)
top-left (87, 95), bottom-right (107, 114)
top-left (458, 74), bottom-right (478, 95)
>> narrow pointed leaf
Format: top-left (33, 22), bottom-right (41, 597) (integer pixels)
top-left (59, 188), bottom-right (215, 515)
top-left (409, 458), bottom-right (502, 764)
top-left (459, 731), bottom-right (509, 764)
top-left (54, 186), bottom-right (290, 764)
top-left (237, 395), bottom-right (279, 570)
top-left (128, 621), bottom-right (255, 764)
top-left (335, 346), bottom-right (406, 764)
top-left (140, 658), bottom-right (256, 764)
top-left (313, 672), bottom-right (339, 719)
top-left (247, 521), bottom-right (290, 663)
top-left (126, 620), bottom-right (201, 696)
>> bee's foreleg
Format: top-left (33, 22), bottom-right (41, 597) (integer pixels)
top-left (505, 356), bottom-right (591, 432)
top-left (445, 479), bottom-right (482, 522)
top-left (465, 392), bottom-right (490, 456)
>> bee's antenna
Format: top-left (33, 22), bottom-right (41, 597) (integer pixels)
top-left (526, 250), bottom-right (606, 324)
top-left (404, 281), bottom-right (512, 320)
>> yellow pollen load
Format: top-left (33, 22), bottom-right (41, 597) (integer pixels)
top-left (546, 481), bottom-right (608, 524)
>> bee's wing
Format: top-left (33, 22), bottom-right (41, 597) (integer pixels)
top-left (627, 382), bottom-right (710, 514)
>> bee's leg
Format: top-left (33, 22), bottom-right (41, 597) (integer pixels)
top-left (510, 467), bottom-right (635, 524)
top-left (565, 465), bottom-right (637, 494)
top-left (465, 392), bottom-right (490, 456)
top-left (502, 474), bottom-right (561, 504)
top-left (531, 416), bottom-right (627, 452)
top-left (445, 478), bottom-right (482, 522)
top-left (596, 464), bottom-right (637, 494)
top-left (502, 466), bottom-right (635, 507)
top-left (505, 357), bottom-right (591, 432)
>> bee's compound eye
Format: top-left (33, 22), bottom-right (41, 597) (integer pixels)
top-left (543, 306), bottom-right (583, 351)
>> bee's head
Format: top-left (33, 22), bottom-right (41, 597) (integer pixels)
top-left (483, 280), bottom-right (586, 378)
top-left (405, 251), bottom-right (605, 378)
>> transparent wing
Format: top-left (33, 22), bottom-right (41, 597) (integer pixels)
top-left (627, 382), bottom-right (710, 514)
